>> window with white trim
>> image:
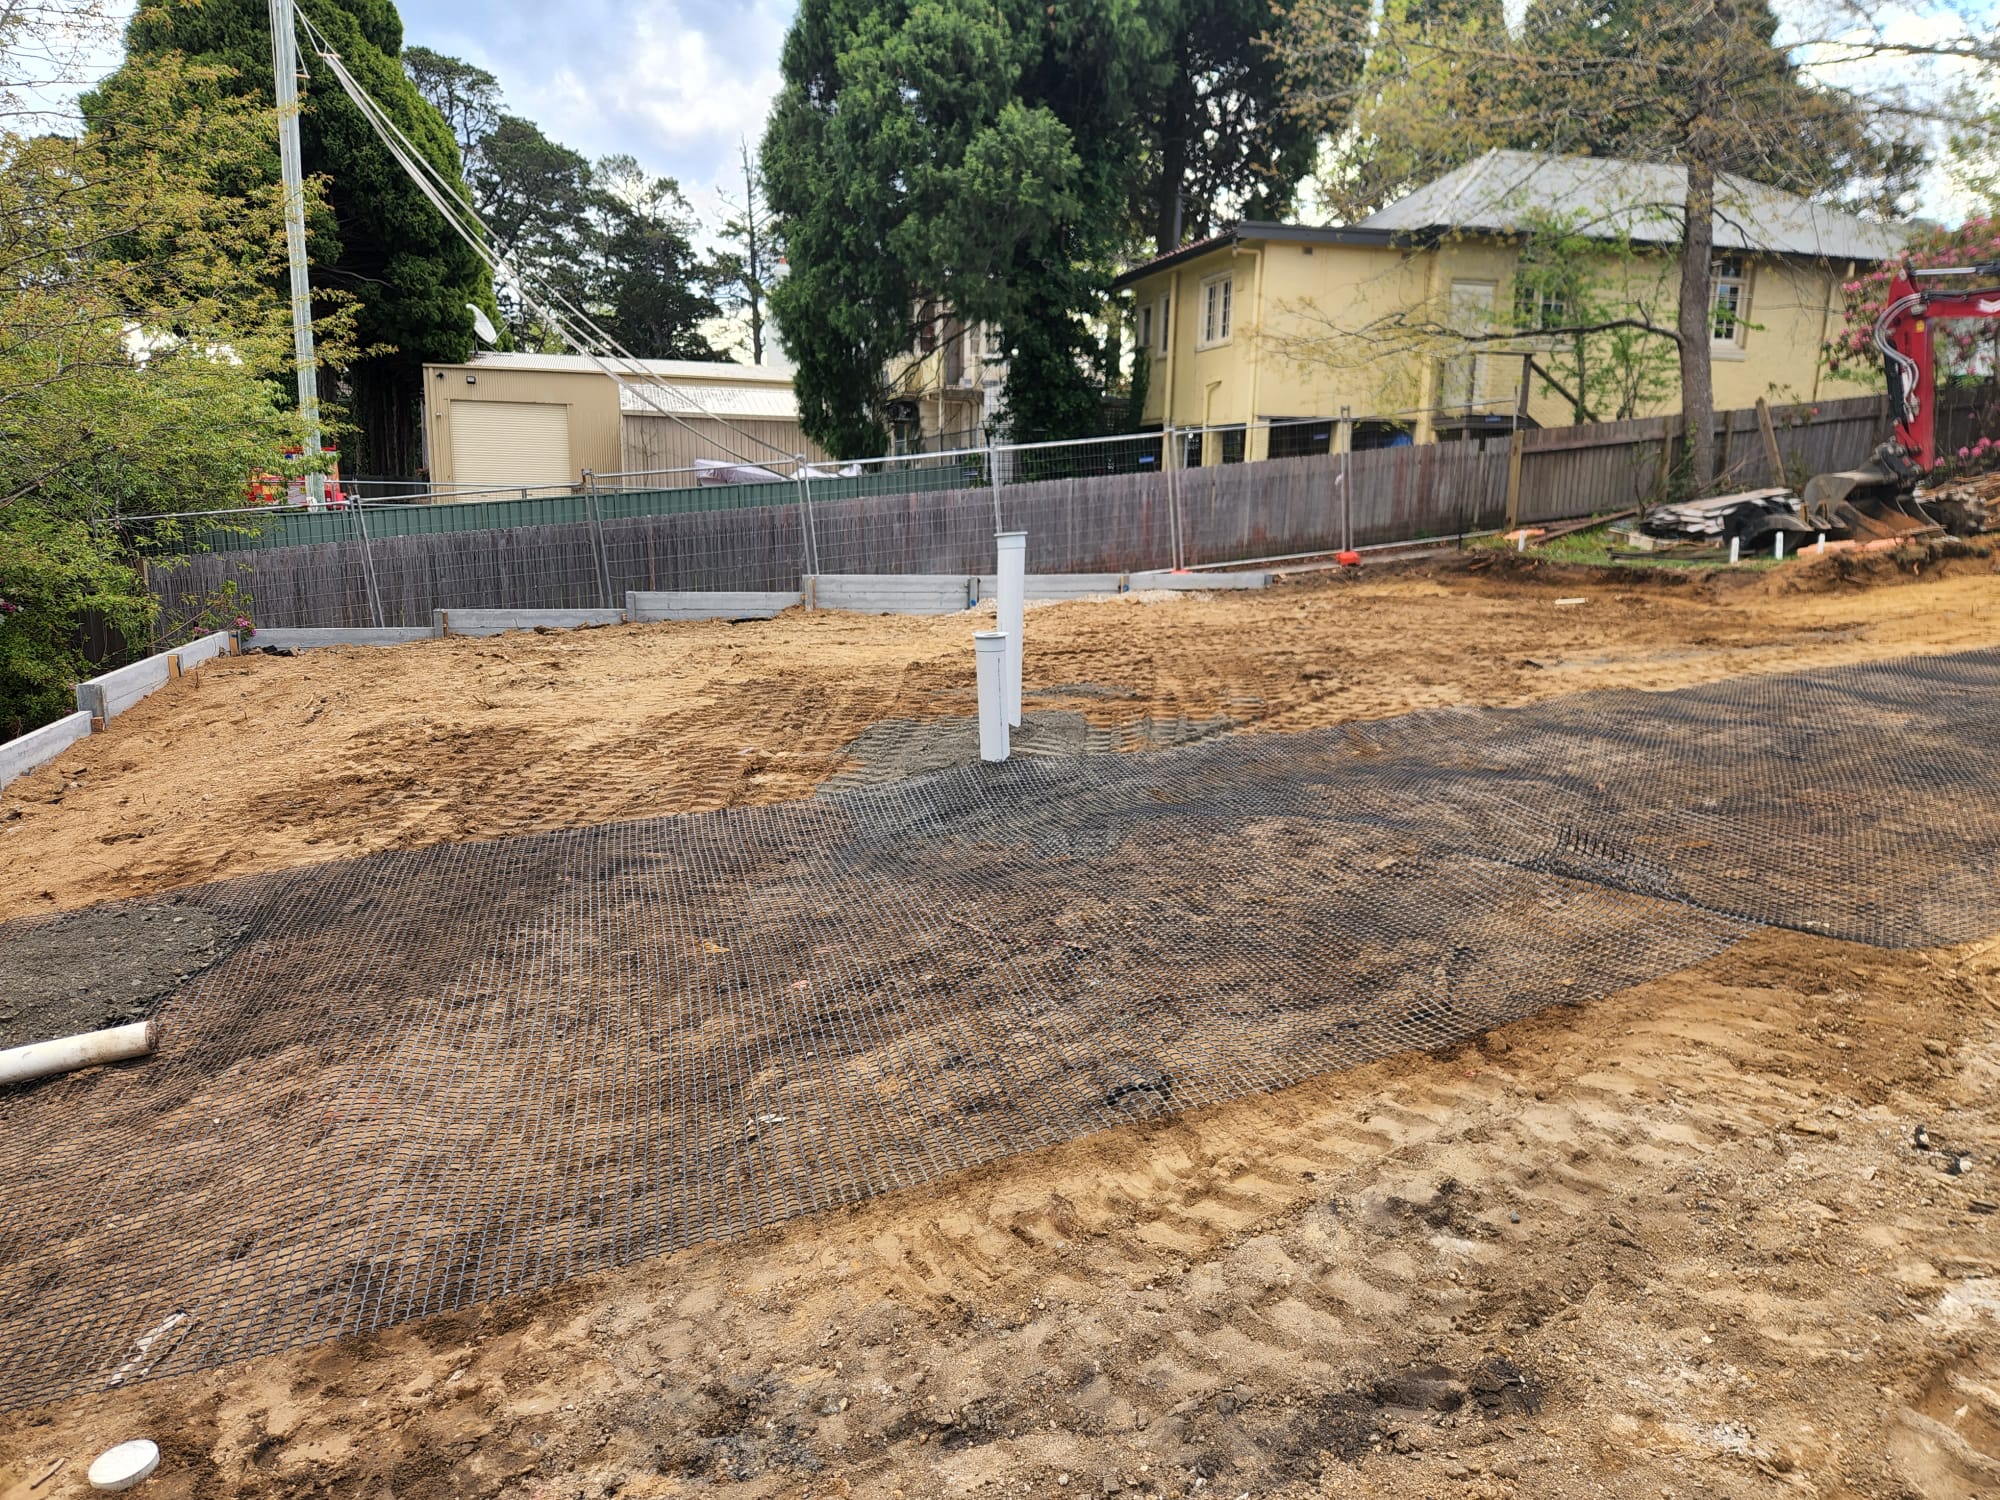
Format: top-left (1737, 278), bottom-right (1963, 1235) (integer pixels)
top-left (1440, 279), bottom-right (1497, 409)
top-left (1199, 274), bottom-right (1233, 347)
top-left (1711, 257), bottom-right (1749, 345)
top-left (1154, 294), bottom-right (1170, 355)
top-left (1135, 302), bottom-right (1154, 357)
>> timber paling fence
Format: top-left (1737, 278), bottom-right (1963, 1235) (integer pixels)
top-left (143, 392), bottom-right (1913, 632)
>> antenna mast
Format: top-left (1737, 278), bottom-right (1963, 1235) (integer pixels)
top-left (267, 0), bottom-right (326, 505)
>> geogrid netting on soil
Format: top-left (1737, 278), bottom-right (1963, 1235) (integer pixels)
top-left (4, 649), bottom-right (2000, 1411)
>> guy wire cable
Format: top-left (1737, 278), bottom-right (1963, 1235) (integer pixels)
top-left (294, 6), bottom-right (804, 469)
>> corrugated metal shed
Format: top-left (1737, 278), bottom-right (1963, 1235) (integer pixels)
top-left (1359, 150), bottom-right (1910, 262)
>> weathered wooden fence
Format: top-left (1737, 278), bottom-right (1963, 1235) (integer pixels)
top-left (150, 390), bottom-right (1954, 631)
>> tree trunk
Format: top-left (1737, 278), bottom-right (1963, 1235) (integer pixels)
top-left (1152, 60), bottom-right (1195, 256)
top-left (1676, 158), bottom-right (1717, 495)
top-left (346, 359), bottom-right (425, 480)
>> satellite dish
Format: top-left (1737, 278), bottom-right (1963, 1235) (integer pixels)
top-left (467, 303), bottom-right (498, 345)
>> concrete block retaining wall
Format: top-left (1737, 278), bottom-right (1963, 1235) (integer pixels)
top-left (12, 628), bottom-right (234, 790)
top-left (626, 591), bottom-right (802, 622)
top-left (0, 710), bottom-right (93, 790)
top-left (73, 631), bottom-right (235, 723)
top-left (75, 655), bottom-right (171, 723)
top-left (1129, 569), bottom-right (1271, 590)
top-left (251, 627), bottom-right (440, 651)
top-left (805, 575), bottom-right (978, 615)
top-left (971, 574), bottom-right (1128, 601)
top-left (434, 608), bottom-right (627, 637)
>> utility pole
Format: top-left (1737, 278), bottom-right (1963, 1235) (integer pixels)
top-left (267, 0), bottom-right (326, 506)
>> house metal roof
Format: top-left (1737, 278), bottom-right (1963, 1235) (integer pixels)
top-left (1111, 224), bottom-right (1402, 288)
top-left (1356, 149), bottom-right (1910, 262)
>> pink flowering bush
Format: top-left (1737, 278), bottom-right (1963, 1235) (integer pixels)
top-left (1829, 217), bottom-right (2000, 378)
top-left (1934, 433), bottom-right (2000, 482)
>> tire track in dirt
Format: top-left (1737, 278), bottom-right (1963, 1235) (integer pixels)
top-left (7, 931), bottom-right (1992, 1498)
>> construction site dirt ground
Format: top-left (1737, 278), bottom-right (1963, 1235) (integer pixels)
top-left (3, 544), bottom-right (2000, 1498)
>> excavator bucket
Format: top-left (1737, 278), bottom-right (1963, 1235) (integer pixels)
top-left (1801, 459), bottom-right (1943, 543)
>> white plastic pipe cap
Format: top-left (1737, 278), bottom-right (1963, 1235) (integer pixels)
top-left (973, 629), bottom-right (1009, 763)
top-left (89, 1439), bottom-right (160, 1491)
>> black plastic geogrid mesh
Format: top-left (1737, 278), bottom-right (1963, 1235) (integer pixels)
top-left (4, 648), bottom-right (2000, 1411)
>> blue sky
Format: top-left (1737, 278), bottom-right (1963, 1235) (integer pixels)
top-left (393, 0), bottom-right (795, 220)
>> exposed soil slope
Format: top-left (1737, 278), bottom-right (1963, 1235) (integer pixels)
top-left (4, 550), bottom-right (1998, 923)
top-left (2, 553), bottom-right (1998, 1498)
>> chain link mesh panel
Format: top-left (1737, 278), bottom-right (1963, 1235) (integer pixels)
top-left (4, 650), bottom-right (2000, 1409)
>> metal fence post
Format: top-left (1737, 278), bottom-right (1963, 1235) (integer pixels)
top-left (1503, 357), bottom-right (1531, 530)
top-left (794, 454), bottom-right (820, 579)
top-left (1164, 423), bottom-right (1182, 572)
top-left (351, 499), bottom-right (386, 628)
top-left (583, 470), bottom-right (615, 610)
top-left (987, 430), bottom-right (1003, 530)
top-left (1340, 405), bottom-right (1353, 555)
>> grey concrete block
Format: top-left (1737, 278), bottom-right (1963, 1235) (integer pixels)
top-left (808, 575), bottom-right (975, 615)
top-left (170, 630), bottom-right (233, 670)
top-left (1128, 569), bottom-right (1270, 591)
top-left (75, 655), bottom-right (170, 722)
top-left (626, 591), bottom-right (802, 622)
top-left (0, 710), bottom-right (91, 790)
top-left (75, 630), bottom-right (239, 721)
top-left (434, 608), bottom-right (627, 637)
top-left (972, 573), bottom-right (1126, 601)
top-left (251, 627), bottom-right (439, 651)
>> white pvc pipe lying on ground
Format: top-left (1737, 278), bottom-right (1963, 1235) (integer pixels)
top-left (974, 629), bottom-right (1010, 762)
top-left (0, 1019), bottom-right (155, 1087)
top-left (995, 531), bottom-right (1026, 727)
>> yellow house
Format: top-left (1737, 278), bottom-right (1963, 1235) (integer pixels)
top-left (1113, 150), bottom-right (1908, 461)
top-left (882, 305), bottom-right (1007, 453)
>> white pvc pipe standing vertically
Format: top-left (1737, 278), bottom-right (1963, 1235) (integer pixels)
top-left (1729, 536), bottom-right (1741, 564)
top-left (1775, 532), bottom-right (1786, 561)
top-left (974, 630), bottom-right (1009, 762)
top-left (995, 531), bottom-right (1026, 727)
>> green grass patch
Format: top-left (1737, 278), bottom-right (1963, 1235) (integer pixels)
top-left (1473, 521), bottom-right (1785, 570)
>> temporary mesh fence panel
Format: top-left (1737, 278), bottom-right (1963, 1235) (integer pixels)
top-left (136, 391), bottom-right (1920, 630)
top-left (5, 649), bottom-right (2000, 1410)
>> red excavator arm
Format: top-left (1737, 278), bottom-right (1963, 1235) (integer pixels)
top-left (1875, 262), bottom-right (2000, 473)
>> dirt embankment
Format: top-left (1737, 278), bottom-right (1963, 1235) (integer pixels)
top-left (4, 550), bottom-right (1998, 924)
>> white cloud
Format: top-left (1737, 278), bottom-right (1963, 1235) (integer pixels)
top-left (400, 0), bottom-right (793, 207)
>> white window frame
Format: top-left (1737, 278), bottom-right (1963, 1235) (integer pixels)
top-left (1154, 294), bottom-right (1170, 355)
top-left (1711, 257), bottom-right (1750, 348)
top-left (1135, 302), bottom-right (1154, 358)
top-left (1198, 274), bottom-right (1233, 348)
top-left (1441, 279), bottom-right (1498, 410)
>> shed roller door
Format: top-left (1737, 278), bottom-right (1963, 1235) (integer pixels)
top-left (449, 400), bottom-right (573, 490)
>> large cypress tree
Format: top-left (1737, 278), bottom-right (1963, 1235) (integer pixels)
top-left (109, 0), bottom-right (493, 477)
top-left (1135, 0), bottom-right (1331, 257)
top-left (764, 0), bottom-right (1164, 454)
